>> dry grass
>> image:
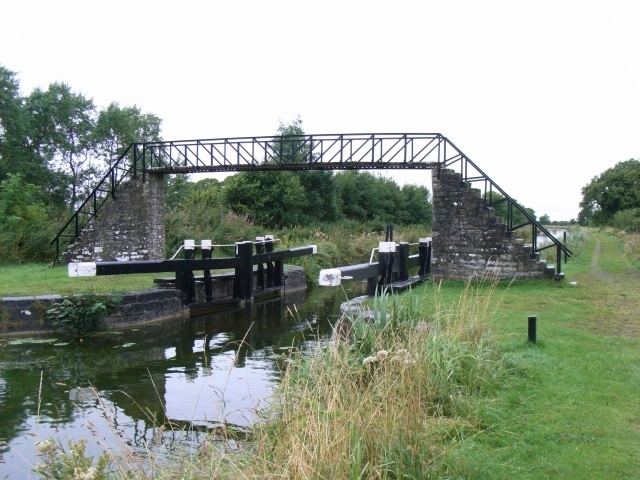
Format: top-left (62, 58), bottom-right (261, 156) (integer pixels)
top-left (140, 280), bottom-right (503, 479)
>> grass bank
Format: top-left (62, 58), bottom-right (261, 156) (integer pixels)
top-left (33, 229), bottom-right (640, 478)
top-left (415, 230), bottom-right (640, 478)
top-left (0, 264), bottom-right (158, 297)
top-left (125, 281), bottom-right (505, 479)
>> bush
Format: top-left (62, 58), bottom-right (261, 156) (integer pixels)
top-left (34, 439), bottom-right (109, 480)
top-left (0, 173), bottom-right (61, 262)
top-left (46, 294), bottom-right (119, 337)
top-left (611, 208), bottom-right (640, 232)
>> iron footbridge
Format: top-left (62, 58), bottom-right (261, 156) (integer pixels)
top-left (51, 133), bottom-right (572, 272)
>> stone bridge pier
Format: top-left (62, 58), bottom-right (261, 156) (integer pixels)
top-left (64, 174), bottom-right (166, 263)
top-left (431, 169), bottom-right (552, 280)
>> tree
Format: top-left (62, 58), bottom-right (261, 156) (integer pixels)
top-left (223, 171), bottom-right (308, 228)
top-left (0, 65), bottom-right (52, 187)
top-left (26, 83), bottom-right (97, 207)
top-left (334, 171), bottom-right (433, 226)
top-left (578, 159), bottom-right (640, 225)
top-left (93, 102), bottom-right (161, 165)
top-left (398, 184), bottom-right (432, 226)
top-left (0, 173), bottom-right (55, 261)
top-left (273, 118), bottom-right (339, 222)
top-left (223, 118), bottom-right (339, 226)
top-left (166, 174), bottom-right (196, 210)
top-left (539, 213), bottom-right (551, 224)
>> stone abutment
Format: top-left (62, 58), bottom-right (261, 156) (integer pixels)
top-left (431, 169), bottom-right (552, 280)
top-left (64, 174), bottom-right (165, 263)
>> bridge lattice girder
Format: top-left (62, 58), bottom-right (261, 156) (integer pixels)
top-left (138, 133), bottom-right (445, 174)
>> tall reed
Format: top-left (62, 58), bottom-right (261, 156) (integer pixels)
top-left (151, 280), bottom-right (504, 479)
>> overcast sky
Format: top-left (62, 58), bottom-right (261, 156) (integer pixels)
top-left (2, 0), bottom-right (639, 220)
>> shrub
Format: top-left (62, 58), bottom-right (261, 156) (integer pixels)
top-left (46, 294), bottom-right (119, 337)
top-left (34, 439), bottom-right (109, 480)
top-left (611, 208), bottom-right (640, 232)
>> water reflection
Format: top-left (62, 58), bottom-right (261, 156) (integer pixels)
top-left (537, 228), bottom-right (568, 247)
top-left (0, 285), bottom-right (359, 478)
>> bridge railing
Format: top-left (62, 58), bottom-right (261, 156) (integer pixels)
top-left (139, 133), bottom-right (445, 172)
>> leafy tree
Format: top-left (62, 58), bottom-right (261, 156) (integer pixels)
top-left (273, 118), bottom-right (339, 222)
top-left (166, 174), bottom-right (197, 209)
top-left (93, 102), bottom-right (161, 165)
top-left (223, 171), bottom-right (308, 228)
top-left (0, 173), bottom-right (56, 261)
top-left (398, 184), bottom-right (432, 226)
top-left (611, 208), bottom-right (640, 232)
top-left (0, 65), bottom-right (52, 187)
top-left (26, 83), bottom-right (97, 207)
top-left (539, 213), bottom-right (551, 224)
top-left (578, 159), bottom-right (640, 225)
top-left (334, 171), bottom-right (432, 226)
top-left (223, 118), bottom-right (339, 226)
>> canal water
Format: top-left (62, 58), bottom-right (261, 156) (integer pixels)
top-left (0, 284), bottom-right (363, 478)
top-left (537, 228), bottom-right (569, 247)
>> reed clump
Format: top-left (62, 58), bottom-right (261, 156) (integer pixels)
top-left (151, 280), bottom-right (504, 479)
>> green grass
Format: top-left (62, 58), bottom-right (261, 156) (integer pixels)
top-left (0, 264), bottom-right (158, 296)
top-left (202, 228), bottom-right (637, 479)
top-left (418, 230), bottom-right (640, 478)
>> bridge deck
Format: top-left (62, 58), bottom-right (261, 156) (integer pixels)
top-left (147, 162), bottom-right (439, 174)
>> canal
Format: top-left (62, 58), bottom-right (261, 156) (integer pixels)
top-left (0, 284), bottom-right (363, 478)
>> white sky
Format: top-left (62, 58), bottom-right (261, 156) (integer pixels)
top-left (2, 0), bottom-right (639, 220)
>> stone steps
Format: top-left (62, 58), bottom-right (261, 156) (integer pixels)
top-left (431, 169), bottom-right (556, 280)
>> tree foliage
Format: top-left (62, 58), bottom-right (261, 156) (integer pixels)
top-left (0, 173), bottom-right (55, 261)
top-left (578, 159), bottom-right (640, 226)
top-left (335, 171), bottom-right (432, 227)
top-left (94, 102), bottom-right (161, 165)
top-left (0, 65), bottom-right (52, 188)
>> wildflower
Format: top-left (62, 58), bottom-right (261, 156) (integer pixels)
top-left (35, 439), bottom-right (57, 455)
top-left (376, 350), bottom-right (389, 361)
top-left (73, 466), bottom-right (97, 480)
top-left (362, 355), bottom-right (377, 365)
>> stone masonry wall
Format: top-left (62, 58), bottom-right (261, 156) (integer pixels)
top-left (0, 289), bottom-right (186, 334)
top-left (64, 173), bottom-right (165, 263)
top-left (431, 168), bottom-right (553, 280)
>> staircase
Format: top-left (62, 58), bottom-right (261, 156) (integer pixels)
top-left (432, 168), bottom-right (562, 280)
